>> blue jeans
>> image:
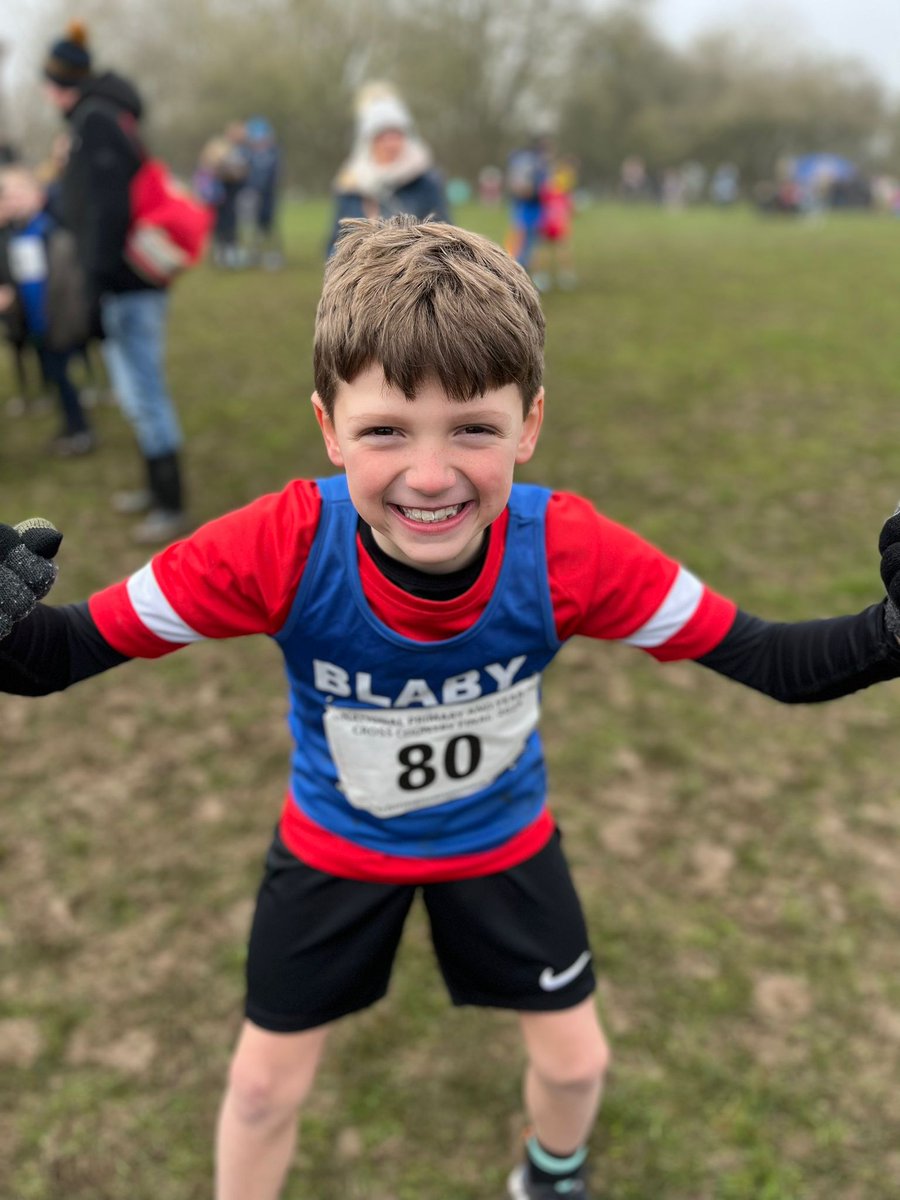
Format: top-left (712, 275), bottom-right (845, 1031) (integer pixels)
top-left (100, 290), bottom-right (182, 458)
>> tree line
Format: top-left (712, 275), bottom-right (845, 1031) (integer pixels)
top-left (9, 0), bottom-right (900, 193)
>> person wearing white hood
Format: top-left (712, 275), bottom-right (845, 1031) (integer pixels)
top-left (326, 83), bottom-right (450, 256)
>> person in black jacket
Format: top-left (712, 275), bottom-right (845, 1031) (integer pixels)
top-left (42, 21), bottom-right (190, 543)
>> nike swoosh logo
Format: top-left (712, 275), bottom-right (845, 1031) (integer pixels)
top-left (539, 950), bottom-right (592, 992)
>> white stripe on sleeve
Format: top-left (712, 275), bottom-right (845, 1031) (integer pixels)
top-left (623, 566), bottom-right (704, 649)
top-left (126, 563), bottom-right (206, 644)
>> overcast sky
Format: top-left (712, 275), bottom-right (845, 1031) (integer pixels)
top-left (654, 0), bottom-right (900, 93)
top-left (1, 1), bottom-right (899, 95)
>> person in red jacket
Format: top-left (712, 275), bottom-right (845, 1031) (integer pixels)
top-left (42, 21), bottom-right (190, 543)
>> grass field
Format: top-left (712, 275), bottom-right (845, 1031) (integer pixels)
top-left (2, 201), bottom-right (900, 1200)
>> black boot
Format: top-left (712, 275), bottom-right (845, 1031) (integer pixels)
top-left (132, 452), bottom-right (191, 545)
top-left (147, 451), bottom-right (186, 515)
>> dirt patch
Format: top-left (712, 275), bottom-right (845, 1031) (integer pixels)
top-left (871, 1006), bottom-right (900, 1043)
top-left (753, 973), bottom-right (813, 1023)
top-left (689, 842), bottom-right (735, 893)
top-left (336, 1127), bottom-right (364, 1161)
top-left (0, 1017), bottom-right (44, 1067)
top-left (66, 1027), bottom-right (157, 1075)
top-left (600, 815), bottom-right (649, 859)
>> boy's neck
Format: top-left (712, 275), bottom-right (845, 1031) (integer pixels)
top-left (357, 519), bottom-right (490, 601)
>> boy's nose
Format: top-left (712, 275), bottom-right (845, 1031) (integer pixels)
top-left (405, 449), bottom-right (456, 495)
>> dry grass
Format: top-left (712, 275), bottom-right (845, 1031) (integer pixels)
top-left (1, 201), bottom-right (899, 1199)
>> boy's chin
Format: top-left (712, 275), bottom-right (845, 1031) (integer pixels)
top-left (382, 531), bottom-right (483, 575)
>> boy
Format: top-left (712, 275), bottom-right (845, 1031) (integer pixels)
top-left (3, 216), bottom-right (900, 1200)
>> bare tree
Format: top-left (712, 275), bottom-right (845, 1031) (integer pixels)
top-left (8, 0), bottom-right (897, 191)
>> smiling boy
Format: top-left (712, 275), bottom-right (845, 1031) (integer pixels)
top-left (313, 366), bottom-right (542, 574)
top-left (3, 216), bottom-right (900, 1200)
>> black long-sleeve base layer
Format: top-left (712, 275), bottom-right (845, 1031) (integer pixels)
top-left (2, 596), bottom-right (900, 704)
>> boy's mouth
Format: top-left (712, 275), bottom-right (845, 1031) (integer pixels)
top-left (394, 502), bottom-right (468, 524)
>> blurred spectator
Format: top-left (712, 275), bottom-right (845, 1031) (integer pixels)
top-left (0, 164), bottom-right (94, 455)
top-left (872, 176), bottom-right (900, 214)
top-left (620, 155), bottom-right (648, 201)
top-left (478, 165), bottom-right (503, 206)
top-left (680, 161), bottom-right (707, 206)
top-left (532, 155), bottom-right (578, 292)
top-left (661, 168), bottom-right (686, 210)
top-left (504, 134), bottom-right (551, 272)
top-left (326, 83), bottom-right (450, 258)
top-left (209, 121), bottom-right (250, 269)
top-left (193, 135), bottom-right (228, 210)
top-left (243, 117), bottom-right (284, 270)
top-left (710, 163), bottom-right (740, 206)
top-left (42, 20), bottom-right (191, 542)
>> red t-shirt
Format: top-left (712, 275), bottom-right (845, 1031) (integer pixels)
top-left (90, 480), bottom-right (736, 880)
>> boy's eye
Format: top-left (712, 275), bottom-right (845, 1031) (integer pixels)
top-left (460, 424), bottom-right (495, 436)
top-left (363, 426), bottom-right (397, 437)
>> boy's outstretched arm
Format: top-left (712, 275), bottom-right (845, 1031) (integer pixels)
top-left (0, 520), bottom-right (130, 696)
top-left (698, 508), bottom-right (900, 703)
top-left (696, 604), bottom-right (900, 703)
top-left (2, 482), bottom-right (322, 697)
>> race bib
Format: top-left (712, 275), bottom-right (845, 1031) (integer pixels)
top-left (323, 674), bottom-right (541, 818)
top-left (9, 236), bottom-right (48, 285)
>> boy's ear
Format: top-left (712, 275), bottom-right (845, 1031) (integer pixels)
top-left (515, 388), bottom-right (544, 465)
top-left (311, 392), bottom-right (344, 468)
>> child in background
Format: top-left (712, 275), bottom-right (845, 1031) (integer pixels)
top-left (505, 135), bottom-right (551, 274)
top-left (208, 123), bottom-right (250, 269)
top-left (532, 156), bottom-right (578, 293)
top-left (243, 117), bottom-right (284, 270)
top-left (0, 165), bottom-right (94, 455)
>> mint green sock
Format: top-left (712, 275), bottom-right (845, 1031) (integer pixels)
top-left (526, 1134), bottom-right (588, 1185)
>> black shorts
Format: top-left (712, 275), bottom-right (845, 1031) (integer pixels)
top-left (245, 829), bottom-right (596, 1032)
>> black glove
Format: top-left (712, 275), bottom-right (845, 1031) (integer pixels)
top-left (0, 519), bottom-right (63, 641)
top-left (878, 504), bottom-right (900, 640)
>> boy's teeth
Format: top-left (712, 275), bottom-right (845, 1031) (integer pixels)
top-left (399, 504), bottom-right (463, 523)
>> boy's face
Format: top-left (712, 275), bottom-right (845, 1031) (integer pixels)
top-left (313, 366), bottom-right (543, 574)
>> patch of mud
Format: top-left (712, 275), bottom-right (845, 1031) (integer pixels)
top-left (677, 953), bottom-right (720, 981)
top-left (689, 842), bottom-right (735, 893)
top-left (0, 1016), bottom-right (44, 1067)
top-left (600, 815), bottom-right (649, 860)
top-left (336, 1126), bottom-right (364, 1161)
top-left (871, 1006), bottom-right (900, 1043)
top-left (753, 973), bottom-right (813, 1023)
top-left (66, 1026), bottom-right (157, 1075)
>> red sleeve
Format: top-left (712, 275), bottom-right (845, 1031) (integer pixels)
top-left (546, 491), bottom-right (736, 659)
top-left (89, 479), bottom-right (322, 658)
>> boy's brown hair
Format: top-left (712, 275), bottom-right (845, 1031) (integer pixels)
top-left (313, 216), bottom-right (544, 417)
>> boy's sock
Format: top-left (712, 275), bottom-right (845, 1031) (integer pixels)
top-left (526, 1134), bottom-right (588, 1187)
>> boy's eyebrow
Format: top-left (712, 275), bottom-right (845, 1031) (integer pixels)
top-left (346, 403), bottom-right (516, 426)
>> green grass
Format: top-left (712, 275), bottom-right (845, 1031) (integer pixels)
top-left (2, 201), bottom-right (900, 1199)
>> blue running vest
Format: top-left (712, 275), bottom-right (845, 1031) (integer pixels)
top-left (275, 475), bottom-right (562, 859)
